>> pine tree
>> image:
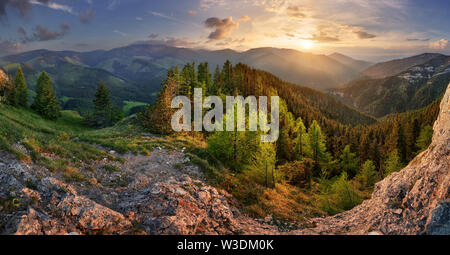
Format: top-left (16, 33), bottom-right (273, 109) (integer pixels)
top-left (339, 145), bottom-right (360, 177)
top-left (212, 65), bottom-right (221, 94)
top-left (415, 125), bottom-right (433, 153)
top-left (31, 71), bottom-right (61, 120)
top-left (14, 66), bottom-right (28, 107)
top-left (139, 78), bottom-right (179, 134)
top-left (306, 120), bottom-right (329, 175)
top-left (294, 117), bottom-right (307, 160)
top-left (85, 82), bottom-right (123, 127)
top-left (221, 60), bottom-right (233, 94)
top-left (357, 160), bottom-right (378, 188)
top-left (384, 149), bottom-right (403, 177)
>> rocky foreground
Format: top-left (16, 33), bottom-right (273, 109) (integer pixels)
top-left (0, 146), bottom-right (279, 235)
top-left (0, 84), bottom-right (449, 235)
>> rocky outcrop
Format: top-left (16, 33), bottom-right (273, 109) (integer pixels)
top-left (293, 83), bottom-right (450, 235)
top-left (0, 147), bottom-right (278, 235)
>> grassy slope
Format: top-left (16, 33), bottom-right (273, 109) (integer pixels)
top-left (0, 105), bottom-right (337, 224)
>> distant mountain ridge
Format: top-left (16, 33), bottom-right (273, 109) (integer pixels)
top-left (361, 53), bottom-right (445, 79)
top-left (328, 52), bottom-right (372, 72)
top-left (330, 54), bottom-right (450, 117)
top-left (1, 44), bottom-right (369, 94)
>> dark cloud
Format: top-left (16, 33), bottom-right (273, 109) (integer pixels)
top-left (18, 26), bottom-right (26, 36)
top-left (20, 22), bottom-right (70, 43)
top-left (0, 39), bottom-right (22, 56)
top-left (133, 37), bottom-right (199, 48)
top-left (148, 33), bottom-right (158, 39)
top-left (407, 38), bottom-right (430, 42)
top-left (79, 8), bottom-right (95, 24)
top-left (355, 30), bottom-right (376, 39)
top-left (204, 17), bottom-right (238, 40)
top-left (305, 31), bottom-right (339, 42)
top-left (287, 6), bottom-right (306, 18)
top-left (0, 0), bottom-right (54, 19)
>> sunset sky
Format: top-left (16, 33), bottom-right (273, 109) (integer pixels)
top-left (0, 0), bottom-right (449, 61)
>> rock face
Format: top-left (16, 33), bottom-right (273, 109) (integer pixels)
top-left (293, 83), bottom-right (450, 235)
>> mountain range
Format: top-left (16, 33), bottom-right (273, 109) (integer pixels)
top-left (0, 44), bottom-right (369, 100)
top-left (330, 53), bottom-right (450, 117)
top-left (1, 44), bottom-right (449, 119)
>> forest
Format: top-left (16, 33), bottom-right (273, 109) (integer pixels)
top-left (0, 62), bottom-right (440, 223)
top-left (139, 60), bottom-right (440, 220)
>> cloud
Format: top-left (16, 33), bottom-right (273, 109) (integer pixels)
top-left (113, 29), bottom-right (127, 37)
top-left (355, 30), bottom-right (376, 39)
top-left (429, 39), bottom-right (449, 50)
top-left (305, 31), bottom-right (339, 42)
top-left (134, 37), bottom-right (200, 48)
top-left (148, 33), bottom-right (158, 39)
top-left (187, 10), bottom-right (197, 15)
top-left (30, 0), bottom-right (73, 14)
top-left (107, 0), bottom-right (120, 11)
top-left (136, 16), bottom-right (143, 21)
top-left (200, 0), bottom-right (226, 9)
top-left (239, 15), bottom-right (251, 22)
top-left (286, 6), bottom-right (306, 18)
top-left (20, 22), bottom-right (70, 43)
top-left (151, 11), bottom-right (178, 22)
top-left (0, 0), bottom-right (73, 19)
top-left (79, 8), bottom-right (95, 24)
top-left (0, 40), bottom-right (22, 56)
top-left (0, 0), bottom-right (33, 18)
top-left (407, 38), bottom-right (430, 42)
top-left (204, 17), bottom-right (238, 40)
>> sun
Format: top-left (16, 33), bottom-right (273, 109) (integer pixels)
top-left (300, 40), bottom-right (314, 50)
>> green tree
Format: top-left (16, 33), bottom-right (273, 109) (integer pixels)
top-left (14, 66), bottom-right (28, 107)
top-left (339, 145), bottom-right (360, 177)
top-left (221, 60), bottom-right (233, 94)
top-left (31, 72), bottom-right (61, 120)
top-left (294, 117), bottom-right (308, 160)
top-left (305, 120), bottom-right (329, 174)
top-left (383, 149), bottom-right (403, 177)
top-left (415, 125), bottom-right (433, 153)
top-left (357, 160), bottom-right (378, 188)
top-left (139, 78), bottom-right (179, 134)
top-left (85, 82), bottom-right (123, 127)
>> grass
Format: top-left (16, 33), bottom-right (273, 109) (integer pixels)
top-left (122, 101), bottom-right (148, 115)
top-left (0, 105), bottom-right (120, 179)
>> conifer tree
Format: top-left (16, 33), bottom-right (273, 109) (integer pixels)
top-left (306, 120), bottom-right (329, 174)
top-left (384, 149), bottom-right (403, 177)
top-left (85, 82), bottom-right (123, 127)
top-left (212, 65), bottom-right (221, 94)
top-left (415, 125), bottom-right (433, 153)
top-left (357, 160), bottom-right (378, 188)
top-left (294, 117), bottom-right (307, 160)
top-left (14, 66), bottom-right (28, 107)
top-left (31, 71), bottom-right (61, 120)
top-left (221, 60), bottom-right (233, 94)
top-left (339, 145), bottom-right (360, 177)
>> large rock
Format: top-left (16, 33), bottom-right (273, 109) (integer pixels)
top-left (293, 83), bottom-right (450, 235)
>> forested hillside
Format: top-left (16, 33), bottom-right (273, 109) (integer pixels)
top-left (331, 54), bottom-right (450, 117)
top-left (139, 61), bottom-right (441, 219)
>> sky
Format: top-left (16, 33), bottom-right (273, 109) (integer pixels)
top-left (0, 0), bottom-right (449, 61)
